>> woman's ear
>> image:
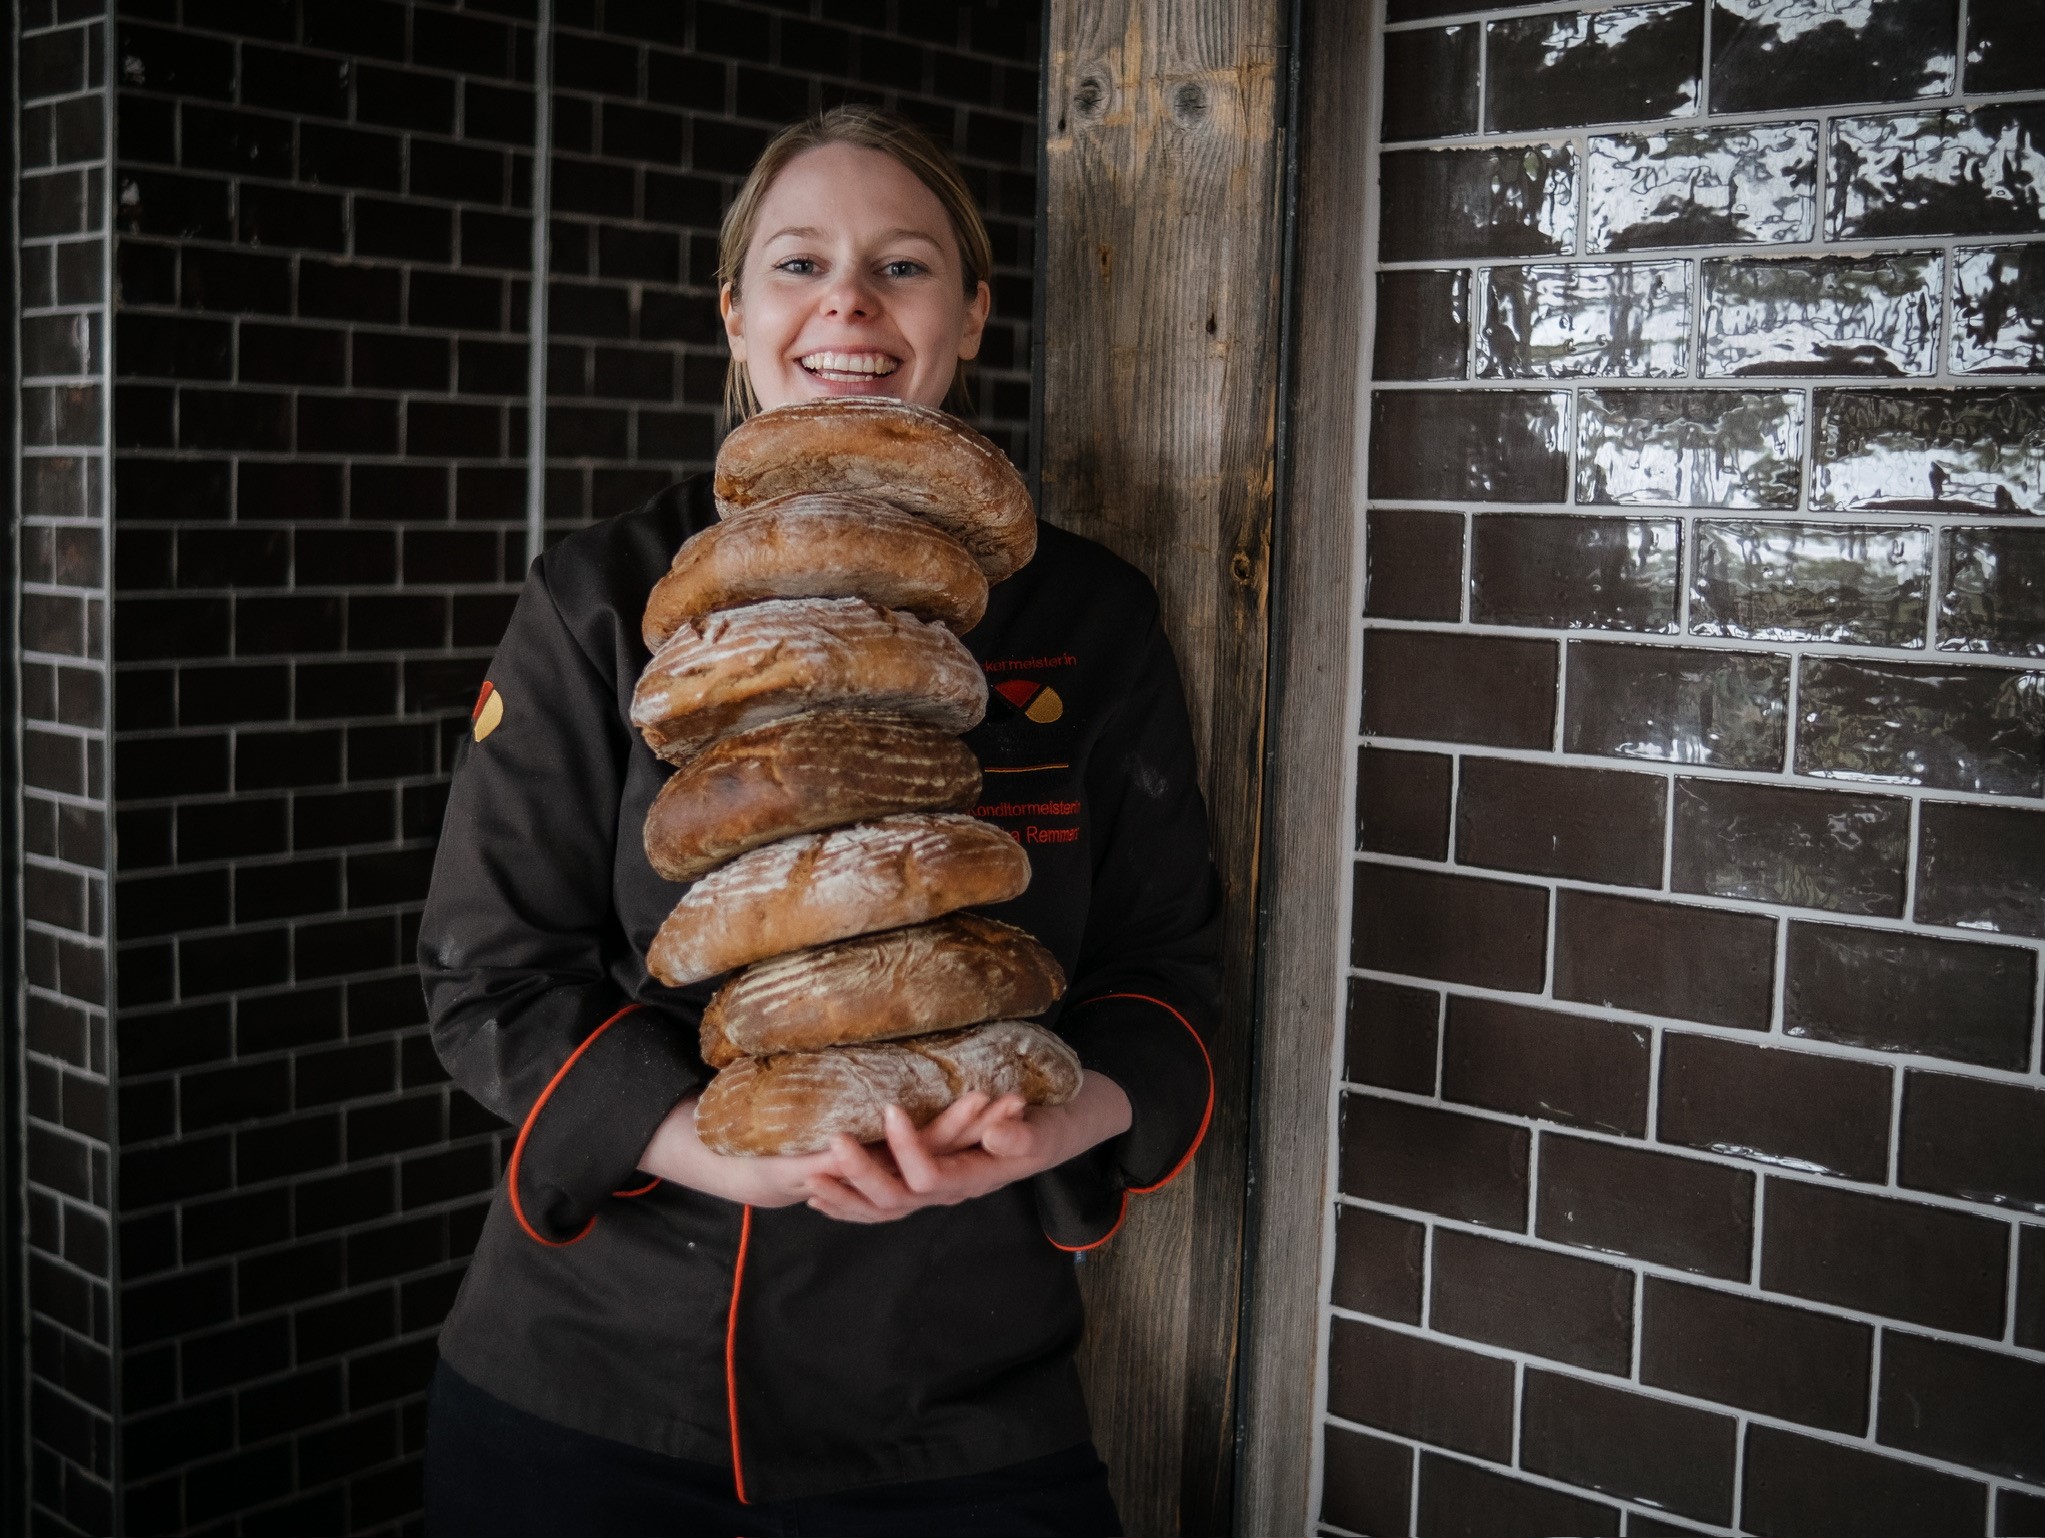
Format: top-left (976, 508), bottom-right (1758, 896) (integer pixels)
top-left (957, 279), bottom-right (991, 363)
top-left (720, 281), bottom-right (746, 363)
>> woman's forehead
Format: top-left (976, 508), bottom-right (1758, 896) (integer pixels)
top-left (751, 144), bottom-right (957, 253)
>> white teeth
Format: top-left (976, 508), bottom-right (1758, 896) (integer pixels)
top-left (798, 351), bottom-right (899, 376)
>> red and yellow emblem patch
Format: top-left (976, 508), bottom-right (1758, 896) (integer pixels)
top-left (993, 679), bottom-right (1063, 723)
top-left (472, 680), bottom-right (504, 741)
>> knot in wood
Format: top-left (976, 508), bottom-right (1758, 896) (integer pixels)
top-left (1230, 551), bottom-right (1254, 587)
top-left (1074, 73), bottom-right (1108, 119)
top-left (1172, 82), bottom-right (1208, 124)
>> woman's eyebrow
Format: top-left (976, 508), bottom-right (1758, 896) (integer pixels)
top-left (758, 224), bottom-right (946, 251)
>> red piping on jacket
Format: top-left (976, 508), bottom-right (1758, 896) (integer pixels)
top-left (726, 1204), bottom-right (754, 1505)
top-left (506, 1002), bottom-right (645, 1247)
top-left (1047, 992), bottom-right (1215, 1254)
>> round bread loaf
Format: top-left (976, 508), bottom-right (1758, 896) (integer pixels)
top-left (647, 812), bottom-right (1030, 986)
top-left (694, 1020), bottom-right (1082, 1156)
top-left (642, 493), bottom-right (988, 651)
top-left (631, 596), bottom-right (987, 767)
top-left (713, 399), bottom-right (1036, 584)
top-left (699, 913), bottom-right (1065, 1067)
top-left (644, 711), bottom-right (982, 884)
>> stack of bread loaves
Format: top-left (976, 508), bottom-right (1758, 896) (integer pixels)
top-left (628, 399), bottom-right (1083, 1156)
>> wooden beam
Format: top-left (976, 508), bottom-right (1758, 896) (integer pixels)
top-left (1039, 2), bottom-right (1290, 1532)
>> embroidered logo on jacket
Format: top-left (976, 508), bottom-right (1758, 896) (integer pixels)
top-left (472, 680), bottom-right (504, 741)
top-left (992, 679), bottom-right (1064, 723)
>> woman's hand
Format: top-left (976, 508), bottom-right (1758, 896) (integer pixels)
top-left (635, 1095), bottom-right (839, 1209)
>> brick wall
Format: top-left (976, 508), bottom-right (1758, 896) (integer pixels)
top-left (1326, 1), bottom-right (2045, 1535)
top-left (10, 2), bottom-right (1040, 1531)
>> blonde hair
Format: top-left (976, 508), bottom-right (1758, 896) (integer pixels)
top-left (717, 105), bottom-right (994, 421)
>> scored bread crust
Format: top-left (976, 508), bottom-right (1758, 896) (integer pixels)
top-left (712, 399), bottom-right (1036, 584)
top-left (630, 596), bottom-right (987, 767)
top-left (694, 1020), bottom-right (1082, 1156)
top-left (644, 711), bottom-right (982, 884)
top-left (641, 493), bottom-right (989, 651)
top-left (699, 913), bottom-right (1066, 1066)
top-left (646, 812), bottom-right (1031, 986)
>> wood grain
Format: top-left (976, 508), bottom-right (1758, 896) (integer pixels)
top-left (1040, 2), bottom-right (1290, 1532)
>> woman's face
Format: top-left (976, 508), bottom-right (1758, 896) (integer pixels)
top-left (722, 143), bottom-right (990, 412)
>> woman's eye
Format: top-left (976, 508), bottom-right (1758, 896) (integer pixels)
top-left (882, 259), bottom-right (927, 279)
top-left (774, 257), bottom-right (818, 275)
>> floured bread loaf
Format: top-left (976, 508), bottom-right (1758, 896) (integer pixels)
top-left (699, 913), bottom-right (1065, 1067)
top-left (642, 493), bottom-right (988, 651)
top-left (647, 813), bottom-right (1030, 986)
top-left (713, 399), bottom-right (1036, 584)
top-left (695, 1020), bottom-right (1082, 1156)
top-left (644, 711), bottom-right (981, 883)
top-left (631, 596), bottom-right (987, 767)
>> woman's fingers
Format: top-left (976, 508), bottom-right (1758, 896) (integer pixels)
top-left (825, 1131), bottom-right (914, 1212)
top-left (884, 1105), bottom-right (945, 1193)
top-left (921, 1092), bottom-right (991, 1155)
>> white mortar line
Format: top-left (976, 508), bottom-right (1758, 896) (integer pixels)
top-left (523, 0), bottom-right (555, 569)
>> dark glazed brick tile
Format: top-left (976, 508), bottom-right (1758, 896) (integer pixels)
top-left (1443, 997), bottom-right (1649, 1136)
top-left (1588, 124), bottom-right (1818, 250)
top-left (1691, 521), bottom-right (1929, 648)
top-left (1326, 1316), bottom-right (1513, 1462)
top-left (1879, 1332), bottom-right (2045, 1481)
top-left (1432, 1229), bottom-right (1633, 1373)
top-left (1418, 1453), bottom-right (1620, 1538)
top-left (1832, 107), bottom-right (2045, 241)
top-left (1795, 657), bottom-right (2045, 798)
top-left (1374, 271), bottom-right (1470, 382)
top-left (1456, 758), bottom-right (1665, 887)
top-left (1364, 509), bottom-right (1463, 621)
top-left (1381, 25), bottom-right (1477, 141)
top-left (1387, 0), bottom-right (1553, 16)
top-left (1787, 920), bottom-right (2035, 1068)
top-left (1487, 1), bottom-right (1701, 133)
top-left (1521, 1370), bottom-right (1735, 1523)
top-left (1471, 515), bottom-right (1678, 632)
top-left (1743, 1423), bottom-right (1987, 1538)
top-left (1344, 977), bottom-right (1439, 1095)
top-left (1362, 631), bottom-right (1557, 750)
top-left (1713, 0), bottom-right (1956, 112)
top-left (1812, 388), bottom-right (2045, 514)
top-left (2002, 1488), bottom-right (2045, 1538)
top-left (1320, 1425), bottom-right (1412, 1538)
top-left (1479, 262), bottom-right (1690, 380)
top-left (1702, 253), bottom-right (1943, 377)
top-left (1762, 1179), bottom-right (2009, 1337)
top-left (1969, 0), bottom-right (2045, 93)
top-left (1940, 526), bottom-right (2045, 658)
top-left (2023, 1227), bottom-right (2045, 1349)
top-left (1578, 389), bottom-right (1803, 509)
top-left (1555, 890), bottom-right (1776, 1029)
top-left (1673, 779), bottom-right (1908, 917)
top-left (1953, 246), bottom-right (2045, 375)
top-left (1353, 864), bottom-right (1548, 992)
top-left (1331, 1204), bottom-right (1424, 1324)
top-left (1379, 144), bottom-right (1577, 261)
top-left (1642, 1277), bottom-right (1871, 1432)
top-left (1339, 1094), bottom-right (1530, 1229)
top-left (1901, 1072), bottom-right (2045, 1210)
top-left (1356, 747), bottom-right (1450, 859)
top-left (1660, 1032), bottom-right (1892, 1182)
top-left (1369, 390), bottom-right (1569, 503)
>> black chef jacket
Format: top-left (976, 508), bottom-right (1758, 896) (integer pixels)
top-left (418, 475), bottom-right (1222, 1504)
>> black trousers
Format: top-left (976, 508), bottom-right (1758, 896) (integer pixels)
top-left (424, 1361), bottom-right (1124, 1538)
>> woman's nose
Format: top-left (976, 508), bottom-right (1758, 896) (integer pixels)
top-left (820, 274), bottom-right (877, 320)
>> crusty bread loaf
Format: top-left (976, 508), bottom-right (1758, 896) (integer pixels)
top-left (699, 913), bottom-right (1065, 1066)
top-left (630, 596), bottom-right (987, 767)
top-left (695, 1020), bottom-right (1082, 1156)
top-left (647, 812), bottom-right (1030, 986)
top-left (642, 493), bottom-right (988, 651)
top-left (644, 711), bottom-right (981, 884)
top-left (712, 399), bottom-right (1036, 584)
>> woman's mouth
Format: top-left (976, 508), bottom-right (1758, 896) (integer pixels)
top-left (797, 351), bottom-right (901, 383)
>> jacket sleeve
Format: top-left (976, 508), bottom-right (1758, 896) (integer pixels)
top-left (1036, 605), bottom-right (1223, 1250)
top-left (418, 558), bottom-right (704, 1245)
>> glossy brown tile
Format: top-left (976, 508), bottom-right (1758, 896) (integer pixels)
top-left (2019, 1227), bottom-right (2044, 1350)
top-left (1520, 1369), bottom-right (1737, 1523)
top-left (1830, 106), bottom-right (2045, 241)
top-left (1471, 515), bottom-right (1680, 633)
top-left (1951, 246), bottom-right (2045, 374)
top-left (1794, 656), bottom-right (2045, 797)
top-left (1702, 252), bottom-right (1943, 377)
top-left (1340, 1093), bottom-right (1531, 1229)
top-left (1811, 388), bottom-right (2045, 514)
top-left (1332, 1204), bottom-right (1425, 1325)
top-left (1659, 1032), bottom-right (1893, 1182)
top-left (1365, 508), bottom-right (1464, 621)
top-left (1326, 1316), bottom-right (1515, 1462)
top-left (1363, 630), bottom-right (1559, 749)
top-left (1417, 1453), bottom-right (1621, 1538)
top-left (1477, 262), bottom-right (1691, 379)
top-left (1380, 144), bottom-right (1578, 262)
top-left (1443, 997), bottom-right (1649, 1137)
top-left (1690, 520), bottom-right (1930, 648)
top-left (1486, 1), bottom-right (1701, 133)
top-left (1967, 0), bottom-right (2045, 93)
top-left (1712, 0), bottom-right (1957, 112)
top-left (1673, 778), bottom-right (1909, 916)
top-left (1762, 1179), bottom-right (2009, 1337)
top-left (1345, 976), bottom-right (1440, 1095)
top-left (1642, 1276), bottom-right (1873, 1432)
top-left (1565, 642), bottom-right (1789, 770)
top-left (1939, 525), bottom-right (2045, 659)
top-left (1357, 746), bottom-right (1451, 860)
top-left (1320, 1425), bottom-right (1413, 1538)
top-left (1370, 389), bottom-right (1571, 503)
top-left (1457, 757), bottom-right (1665, 887)
top-left (1900, 1071), bottom-right (2045, 1211)
top-left (1555, 890), bottom-right (1776, 1029)
top-left (1373, 271), bottom-right (1471, 382)
top-left (1786, 920), bottom-right (2035, 1069)
top-left (1354, 863), bottom-right (1548, 991)
top-left (1382, 25), bottom-right (1478, 142)
top-left (1536, 1132), bottom-right (1754, 1280)
top-left (1578, 388), bottom-right (1804, 508)
top-left (1916, 801), bottom-right (2045, 939)
top-left (1743, 1424), bottom-right (1989, 1538)
top-left (1431, 1229), bottom-right (1633, 1373)
top-left (1878, 1331), bottom-right (2045, 1482)
top-left (1588, 123), bottom-right (1819, 251)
